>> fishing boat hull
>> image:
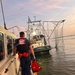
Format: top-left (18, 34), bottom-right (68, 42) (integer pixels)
top-left (34, 45), bottom-right (51, 53)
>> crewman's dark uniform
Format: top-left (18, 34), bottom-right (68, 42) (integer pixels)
top-left (14, 38), bottom-right (31, 75)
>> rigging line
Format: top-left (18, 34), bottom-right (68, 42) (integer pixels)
top-left (60, 34), bottom-right (75, 38)
top-left (63, 37), bottom-right (75, 40)
top-left (48, 21), bottom-right (60, 40)
top-left (7, 26), bottom-right (18, 30)
top-left (58, 22), bottom-right (64, 47)
top-left (42, 22), bottom-right (49, 37)
top-left (54, 23), bottom-right (64, 47)
top-left (52, 38), bottom-right (75, 41)
top-left (42, 22), bottom-right (51, 45)
top-left (49, 34), bottom-right (75, 39)
top-left (49, 37), bottom-right (75, 41)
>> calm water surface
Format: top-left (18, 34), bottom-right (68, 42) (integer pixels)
top-left (36, 48), bottom-right (75, 75)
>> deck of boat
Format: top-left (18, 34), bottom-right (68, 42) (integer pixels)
top-left (19, 69), bottom-right (38, 75)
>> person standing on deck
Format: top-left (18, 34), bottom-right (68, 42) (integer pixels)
top-left (14, 31), bottom-right (36, 75)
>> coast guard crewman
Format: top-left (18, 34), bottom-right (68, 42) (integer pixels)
top-left (14, 31), bottom-right (36, 75)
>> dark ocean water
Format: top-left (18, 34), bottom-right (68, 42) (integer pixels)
top-left (33, 37), bottom-right (75, 75)
top-left (36, 47), bottom-right (75, 75)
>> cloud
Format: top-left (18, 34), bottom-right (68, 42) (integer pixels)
top-left (3, 0), bottom-right (73, 17)
top-left (21, 0), bottom-right (71, 15)
top-left (1, 0), bottom-right (74, 27)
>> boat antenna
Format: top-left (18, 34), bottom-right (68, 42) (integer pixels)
top-left (34, 16), bottom-right (36, 21)
top-left (0, 0), bottom-right (7, 29)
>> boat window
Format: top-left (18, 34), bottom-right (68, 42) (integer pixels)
top-left (0, 32), bottom-right (5, 61)
top-left (31, 35), bottom-right (40, 44)
top-left (40, 35), bottom-right (47, 45)
top-left (7, 36), bottom-right (13, 55)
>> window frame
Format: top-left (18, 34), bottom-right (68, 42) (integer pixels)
top-left (0, 32), bottom-right (5, 61)
top-left (6, 35), bottom-right (13, 55)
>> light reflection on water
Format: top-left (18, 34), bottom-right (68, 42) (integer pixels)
top-left (36, 49), bottom-right (75, 75)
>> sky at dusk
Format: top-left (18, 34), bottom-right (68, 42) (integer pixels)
top-left (0, 0), bottom-right (75, 35)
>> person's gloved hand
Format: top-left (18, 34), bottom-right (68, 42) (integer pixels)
top-left (33, 55), bottom-right (36, 60)
top-left (30, 54), bottom-right (36, 61)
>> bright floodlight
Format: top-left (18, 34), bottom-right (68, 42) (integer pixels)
top-left (32, 31), bottom-right (36, 35)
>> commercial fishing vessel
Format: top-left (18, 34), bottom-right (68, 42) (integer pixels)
top-left (27, 17), bottom-right (51, 54)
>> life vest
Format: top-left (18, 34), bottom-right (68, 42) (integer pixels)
top-left (18, 52), bottom-right (29, 58)
top-left (31, 60), bottom-right (42, 72)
